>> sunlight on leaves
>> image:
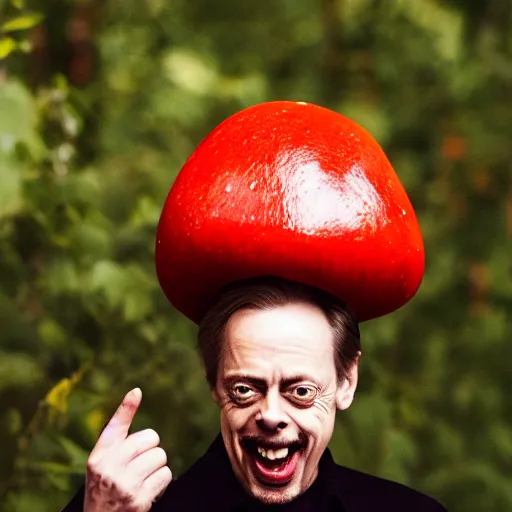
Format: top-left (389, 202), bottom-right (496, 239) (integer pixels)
top-left (1, 13), bottom-right (43, 33)
top-left (45, 369), bottom-right (84, 415)
top-left (0, 37), bottom-right (16, 59)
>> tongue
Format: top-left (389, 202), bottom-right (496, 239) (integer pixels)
top-left (253, 451), bottom-right (299, 486)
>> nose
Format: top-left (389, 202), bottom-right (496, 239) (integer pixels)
top-left (255, 389), bottom-right (288, 432)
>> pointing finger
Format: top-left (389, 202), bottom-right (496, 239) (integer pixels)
top-left (95, 388), bottom-right (142, 450)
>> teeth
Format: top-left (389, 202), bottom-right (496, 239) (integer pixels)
top-left (257, 446), bottom-right (289, 460)
top-left (276, 447), bottom-right (289, 459)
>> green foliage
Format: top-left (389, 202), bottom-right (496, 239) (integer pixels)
top-left (0, 0), bottom-right (42, 60)
top-left (2, 13), bottom-right (43, 33)
top-left (0, 0), bottom-right (511, 510)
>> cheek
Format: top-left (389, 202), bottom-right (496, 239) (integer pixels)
top-left (220, 404), bottom-right (254, 431)
top-left (313, 393), bottom-right (336, 415)
top-left (289, 399), bottom-right (337, 439)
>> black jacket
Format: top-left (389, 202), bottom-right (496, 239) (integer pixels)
top-left (63, 435), bottom-right (448, 511)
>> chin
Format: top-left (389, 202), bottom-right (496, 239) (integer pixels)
top-left (249, 482), bottom-right (302, 505)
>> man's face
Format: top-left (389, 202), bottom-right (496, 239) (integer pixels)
top-left (213, 302), bottom-right (358, 505)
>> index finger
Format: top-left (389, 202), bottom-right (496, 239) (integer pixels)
top-left (95, 388), bottom-right (142, 450)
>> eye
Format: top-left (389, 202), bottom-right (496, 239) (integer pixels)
top-left (229, 383), bottom-right (258, 405)
top-left (233, 384), bottom-right (254, 397)
top-left (287, 385), bottom-right (317, 404)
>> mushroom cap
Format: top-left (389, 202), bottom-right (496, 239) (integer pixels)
top-left (156, 101), bottom-right (424, 323)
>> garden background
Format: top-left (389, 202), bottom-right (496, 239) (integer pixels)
top-left (0, 0), bottom-right (511, 510)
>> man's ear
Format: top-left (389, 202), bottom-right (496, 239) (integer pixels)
top-left (211, 387), bottom-right (221, 406)
top-left (335, 352), bottom-right (360, 411)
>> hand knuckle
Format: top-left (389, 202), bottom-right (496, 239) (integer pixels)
top-left (86, 454), bottom-right (102, 473)
top-left (162, 466), bottom-right (173, 482)
top-left (133, 496), bottom-right (152, 511)
top-left (117, 481), bottom-right (134, 496)
top-left (155, 447), bottom-right (167, 464)
top-left (146, 429), bottom-right (160, 445)
top-left (101, 468), bottom-right (118, 486)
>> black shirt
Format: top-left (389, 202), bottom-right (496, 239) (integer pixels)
top-left (63, 435), bottom-right (448, 511)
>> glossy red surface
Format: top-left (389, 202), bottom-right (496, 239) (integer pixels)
top-left (155, 101), bottom-right (424, 323)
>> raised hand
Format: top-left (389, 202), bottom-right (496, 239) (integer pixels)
top-left (84, 388), bottom-right (172, 512)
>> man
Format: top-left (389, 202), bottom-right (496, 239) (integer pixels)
top-left (63, 278), bottom-right (447, 512)
top-left (63, 102), bottom-right (448, 510)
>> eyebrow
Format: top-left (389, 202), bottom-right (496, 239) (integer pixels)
top-left (223, 375), bottom-right (267, 389)
top-left (223, 374), bottom-right (318, 389)
top-left (280, 375), bottom-right (316, 387)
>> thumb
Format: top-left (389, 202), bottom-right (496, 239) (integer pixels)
top-left (94, 388), bottom-right (142, 450)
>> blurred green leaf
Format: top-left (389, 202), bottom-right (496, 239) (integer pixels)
top-left (45, 370), bottom-right (83, 415)
top-left (1, 13), bottom-right (43, 33)
top-left (3, 408), bottom-right (23, 435)
top-left (338, 100), bottom-right (391, 145)
top-left (0, 156), bottom-right (23, 219)
top-left (0, 37), bottom-right (16, 59)
top-left (58, 437), bottom-right (88, 468)
top-left (0, 80), bottom-right (40, 153)
top-left (163, 49), bottom-right (218, 95)
top-left (0, 352), bottom-right (43, 391)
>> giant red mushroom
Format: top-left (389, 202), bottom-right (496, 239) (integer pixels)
top-left (155, 101), bottom-right (424, 324)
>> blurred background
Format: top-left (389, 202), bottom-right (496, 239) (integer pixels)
top-left (0, 0), bottom-right (511, 510)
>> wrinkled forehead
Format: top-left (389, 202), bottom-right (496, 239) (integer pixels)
top-left (220, 303), bottom-right (337, 380)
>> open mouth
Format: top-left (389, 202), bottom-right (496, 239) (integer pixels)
top-left (242, 438), bottom-right (306, 487)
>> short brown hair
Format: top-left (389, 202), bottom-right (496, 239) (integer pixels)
top-left (197, 276), bottom-right (361, 388)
